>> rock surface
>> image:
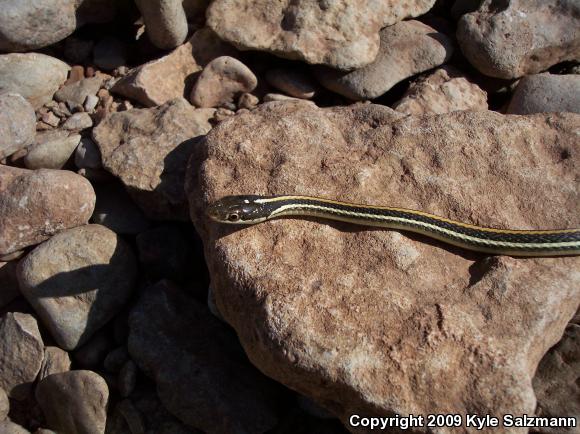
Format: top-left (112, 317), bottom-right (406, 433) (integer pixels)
top-left (315, 21), bottom-right (454, 100)
top-left (207, 0), bottom-right (436, 70)
top-left (93, 98), bottom-right (214, 221)
top-left (17, 224), bottom-right (137, 350)
top-left (457, 0), bottom-right (580, 79)
top-left (187, 102), bottom-right (580, 431)
top-left (190, 56), bottom-right (257, 108)
top-left (134, 0), bottom-right (188, 50)
top-left (35, 370), bottom-right (109, 434)
top-left (112, 28), bottom-right (235, 107)
top-left (0, 421), bottom-right (30, 434)
top-left (506, 73), bottom-right (580, 115)
top-left (0, 167), bottom-right (95, 256)
top-left (0, 93), bottom-right (36, 160)
top-left (38, 347), bottom-right (71, 381)
top-left (0, 387), bottom-right (7, 421)
top-left (128, 280), bottom-right (280, 433)
top-left (0, 54), bottom-right (70, 109)
top-left (533, 324), bottom-right (580, 432)
top-left (0, 313), bottom-right (43, 400)
top-left (265, 68), bottom-right (317, 99)
top-left (24, 133), bottom-right (81, 170)
top-left (0, 0), bottom-right (77, 52)
top-left (393, 67), bottom-right (488, 115)
top-left (54, 76), bottom-right (105, 109)
top-left (91, 183), bottom-right (150, 235)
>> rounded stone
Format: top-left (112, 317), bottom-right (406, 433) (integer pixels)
top-left (0, 53), bottom-right (70, 109)
top-left (190, 56), bottom-right (258, 108)
top-left (0, 421), bottom-right (31, 434)
top-left (0, 93), bottom-right (36, 160)
top-left (134, 0), bottom-right (188, 50)
top-left (24, 134), bottom-right (81, 170)
top-left (35, 370), bottom-right (109, 434)
top-left (17, 224), bottom-right (137, 350)
top-left (265, 69), bottom-right (317, 99)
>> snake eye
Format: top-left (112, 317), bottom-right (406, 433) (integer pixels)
top-left (227, 213), bottom-right (240, 222)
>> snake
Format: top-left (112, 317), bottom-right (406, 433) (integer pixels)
top-left (206, 195), bottom-right (580, 257)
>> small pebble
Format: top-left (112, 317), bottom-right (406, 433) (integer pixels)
top-left (62, 112), bottom-right (93, 131)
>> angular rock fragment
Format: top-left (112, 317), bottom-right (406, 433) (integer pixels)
top-left (187, 102), bottom-right (580, 430)
top-left (93, 98), bottom-right (214, 220)
top-left (207, 0), bottom-right (437, 70)
top-left (458, 0), bottom-right (580, 79)
top-left (393, 66), bottom-right (488, 115)
top-left (38, 347), bottom-right (71, 381)
top-left (17, 224), bottom-right (137, 350)
top-left (0, 313), bottom-right (43, 400)
top-left (0, 167), bottom-right (95, 256)
top-left (36, 370), bottom-right (109, 434)
top-left (315, 21), bottom-right (453, 100)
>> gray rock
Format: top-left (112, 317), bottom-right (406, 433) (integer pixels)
top-left (190, 56), bottom-right (258, 108)
top-left (0, 421), bottom-right (30, 434)
top-left (128, 280), bottom-right (280, 433)
top-left (92, 99), bottom-right (214, 220)
top-left (0, 262), bottom-right (20, 309)
top-left (0, 313), bottom-right (43, 400)
top-left (75, 138), bottom-right (102, 170)
top-left (0, 0), bottom-right (77, 52)
top-left (0, 387), bottom-right (8, 421)
top-left (457, 0), bottom-right (580, 79)
top-left (0, 93), bottom-right (36, 160)
top-left (54, 76), bottom-right (105, 108)
top-left (24, 134), bottom-right (81, 170)
top-left (315, 21), bottom-right (454, 100)
top-left (62, 113), bottom-right (93, 131)
top-left (507, 73), bottom-right (580, 115)
top-left (91, 183), bottom-right (151, 235)
top-left (38, 347), bottom-right (71, 381)
top-left (103, 347), bottom-right (129, 373)
top-left (134, 0), bottom-right (188, 50)
top-left (0, 54), bottom-right (70, 109)
top-left (0, 166), bottom-right (95, 256)
top-left (35, 370), bottom-right (109, 434)
top-left (17, 224), bottom-right (137, 350)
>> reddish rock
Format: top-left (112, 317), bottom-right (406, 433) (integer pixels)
top-left (187, 102), bottom-right (580, 432)
top-left (458, 0), bottom-right (580, 79)
top-left (393, 66), bottom-right (488, 115)
top-left (315, 21), bottom-right (454, 100)
top-left (207, 0), bottom-right (436, 70)
top-left (93, 98), bottom-right (214, 221)
top-left (0, 167), bottom-right (95, 256)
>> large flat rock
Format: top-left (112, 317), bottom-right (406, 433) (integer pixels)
top-left (186, 101), bottom-right (580, 432)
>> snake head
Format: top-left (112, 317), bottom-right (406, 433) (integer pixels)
top-left (206, 195), bottom-right (269, 224)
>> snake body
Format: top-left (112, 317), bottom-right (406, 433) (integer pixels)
top-left (206, 195), bottom-right (580, 257)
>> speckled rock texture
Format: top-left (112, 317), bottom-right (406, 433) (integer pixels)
top-left (0, 93), bottom-right (36, 160)
top-left (0, 167), bottom-right (95, 256)
top-left (0, 313), bottom-right (43, 400)
top-left (533, 324), bottom-right (580, 433)
top-left (112, 28), bottom-right (236, 107)
top-left (393, 66), bottom-right (488, 115)
top-left (35, 370), bottom-right (109, 434)
top-left (506, 73), bottom-right (580, 115)
top-left (0, 54), bottom-right (70, 109)
top-left (206, 0), bottom-right (436, 70)
top-left (17, 224), bottom-right (137, 350)
top-left (315, 20), bottom-right (454, 100)
top-left (457, 0), bottom-right (580, 79)
top-left (93, 98), bottom-right (214, 221)
top-left (128, 280), bottom-right (280, 433)
top-left (187, 101), bottom-right (580, 432)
